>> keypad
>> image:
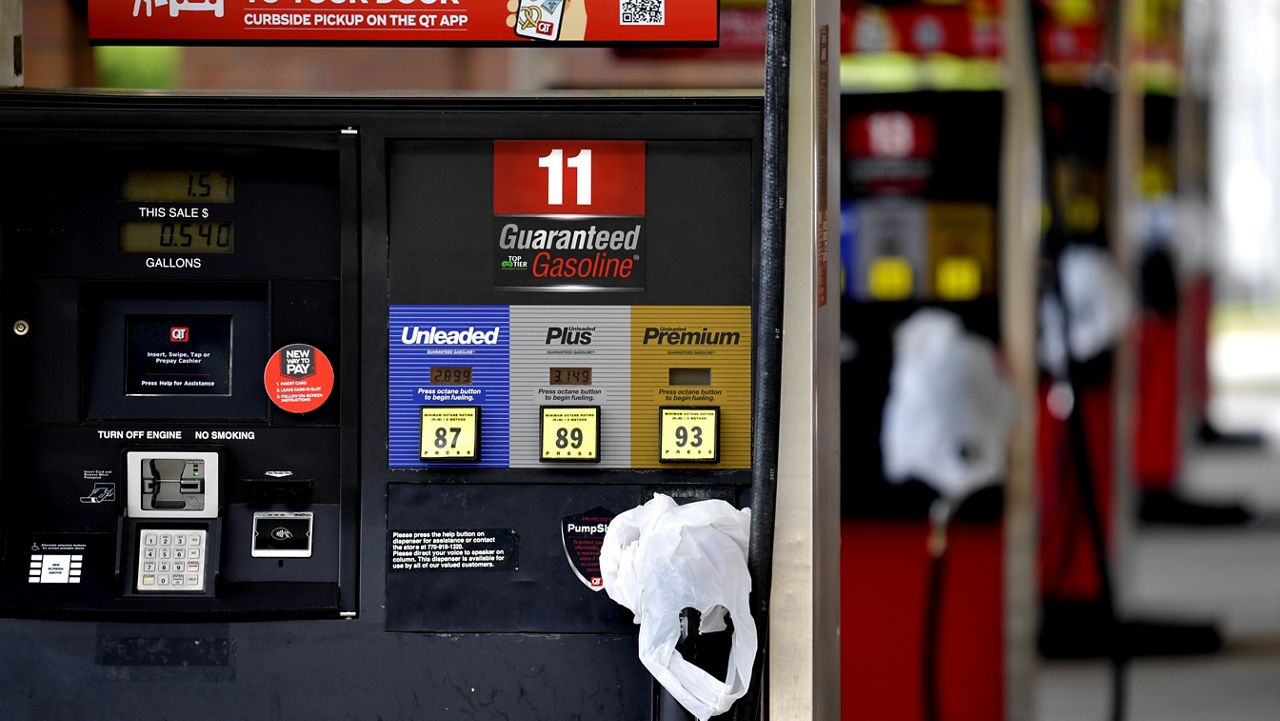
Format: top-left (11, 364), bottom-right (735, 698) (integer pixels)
top-left (137, 529), bottom-right (206, 592)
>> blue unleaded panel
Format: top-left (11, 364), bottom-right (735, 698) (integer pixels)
top-left (389, 305), bottom-right (510, 468)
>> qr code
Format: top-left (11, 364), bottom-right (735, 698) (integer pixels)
top-left (620, 0), bottom-right (664, 25)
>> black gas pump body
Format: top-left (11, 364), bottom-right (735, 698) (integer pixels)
top-left (0, 92), bottom-right (762, 721)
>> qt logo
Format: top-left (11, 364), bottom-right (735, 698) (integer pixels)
top-left (537, 20), bottom-right (554, 33)
top-left (169, 327), bottom-right (190, 342)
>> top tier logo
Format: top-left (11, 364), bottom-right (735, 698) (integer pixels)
top-left (493, 141), bottom-right (645, 217)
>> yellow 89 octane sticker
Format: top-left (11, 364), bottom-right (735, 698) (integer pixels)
top-left (540, 407), bottom-right (600, 462)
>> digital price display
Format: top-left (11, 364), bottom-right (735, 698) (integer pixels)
top-left (430, 367), bottom-right (473, 385)
top-left (419, 407), bottom-right (480, 461)
top-left (122, 171), bottom-right (235, 203)
top-left (119, 221), bottom-right (234, 254)
top-left (548, 367), bottom-right (592, 386)
top-left (539, 407), bottom-right (600, 463)
top-left (658, 407), bottom-right (720, 463)
top-left (668, 368), bottom-right (711, 386)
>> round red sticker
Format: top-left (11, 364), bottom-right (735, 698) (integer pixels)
top-left (263, 344), bottom-right (335, 414)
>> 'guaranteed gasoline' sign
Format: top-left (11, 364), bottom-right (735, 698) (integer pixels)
top-left (90, 0), bottom-right (718, 44)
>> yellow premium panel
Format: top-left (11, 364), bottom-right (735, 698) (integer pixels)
top-left (631, 307), bottom-right (750, 469)
top-left (925, 202), bottom-right (995, 300)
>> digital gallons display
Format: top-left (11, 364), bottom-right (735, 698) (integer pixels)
top-left (119, 221), bottom-right (234, 254)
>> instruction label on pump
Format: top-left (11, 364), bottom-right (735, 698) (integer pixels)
top-left (390, 529), bottom-right (518, 572)
top-left (263, 343), bottom-right (335, 414)
top-left (540, 407), bottom-right (600, 462)
top-left (658, 407), bottom-right (719, 462)
top-left (419, 407), bottom-right (480, 461)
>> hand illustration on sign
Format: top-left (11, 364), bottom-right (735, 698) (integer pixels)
top-left (506, 0), bottom-right (588, 41)
top-left (79, 483), bottom-right (117, 504)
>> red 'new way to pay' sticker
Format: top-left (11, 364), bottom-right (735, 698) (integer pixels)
top-left (263, 343), bottom-right (334, 414)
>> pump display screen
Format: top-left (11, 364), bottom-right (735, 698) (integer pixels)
top-left (668, 368), bottom-right (712, 386)
top-left (119, 221), bottom-right (235, 254)
top-left (121, 171), bottom-right (235, 203)
top-left (430, 367), bottom-right (472, 385)
top-left (549, 368), bottom-right (592, 386)
top-left (125, 316), bottom-right (233, 396)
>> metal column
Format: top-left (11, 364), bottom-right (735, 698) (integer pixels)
top-left (768, 0), bottom-right (841, 715)
top-left (1001, 0), bottom-right (1043, 716)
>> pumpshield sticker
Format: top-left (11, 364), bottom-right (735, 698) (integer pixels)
top-left (561, 507), bottom-right (615, 591)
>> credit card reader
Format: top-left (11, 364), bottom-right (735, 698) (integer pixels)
top-left (125, 451), bottom-right (220, 594)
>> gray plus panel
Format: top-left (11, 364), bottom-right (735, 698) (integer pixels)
top-left (509, 306), bottom-right (632, 468)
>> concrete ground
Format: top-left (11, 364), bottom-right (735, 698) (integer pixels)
top-left (1036, 383), bottom-right (1280, 720)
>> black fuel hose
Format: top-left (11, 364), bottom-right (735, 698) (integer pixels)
top-left (921, 499), bottom-right (953, 721)
top-left (735, 0), bottom-right (791, 714)
top-left (1026, 1), bottom-right (1129, 718)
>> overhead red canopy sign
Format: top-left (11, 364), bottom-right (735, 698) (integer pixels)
top-left (89, 0), bottom-right (718, 43)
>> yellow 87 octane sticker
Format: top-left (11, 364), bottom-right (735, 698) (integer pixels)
top-left (659, 407), bottom-right (720, 463)
top-left (540, 407), bottom-right (600, 462)
top-left (420, 407), bottom-right (480, 461)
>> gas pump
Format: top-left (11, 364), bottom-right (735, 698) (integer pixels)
top-left (0, 133), bottom-right (358, 616)
top-left (0, 93), bottom-right (767, 720)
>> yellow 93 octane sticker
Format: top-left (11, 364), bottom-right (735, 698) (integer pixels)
top-left (659, 407), bottom-right (720, 462)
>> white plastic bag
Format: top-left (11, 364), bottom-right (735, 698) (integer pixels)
top-left (882, 309), bottom-right (1019, 500)
top-left (599, 494), bottom-right (756, 721)
top-left (1038, 244), bottom-right (1134, 374)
